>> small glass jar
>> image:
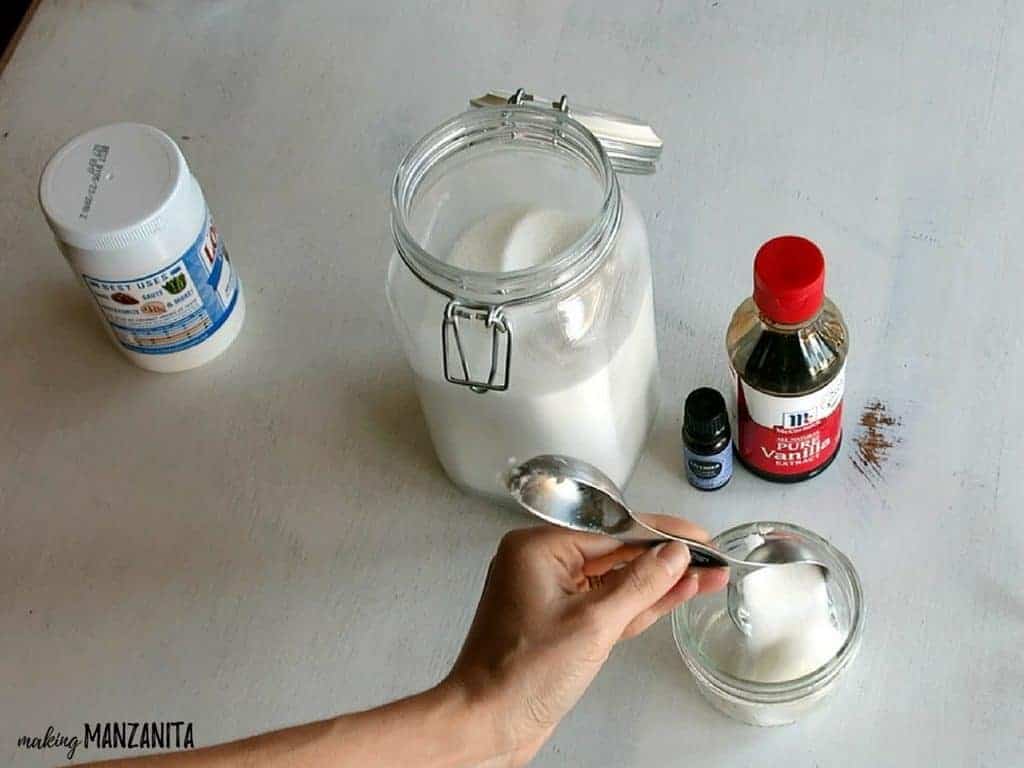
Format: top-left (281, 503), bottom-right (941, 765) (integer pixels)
top-left (387, 92), bottom-right (663, 499)
top-left (672, 522), bottom-right (864, 726)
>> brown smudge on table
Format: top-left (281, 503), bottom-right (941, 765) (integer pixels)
top-left (851, 399), bottom-right (901, 484)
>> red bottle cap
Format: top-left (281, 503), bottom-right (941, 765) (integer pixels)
top-left (753, 236), bottom-right (826, 324)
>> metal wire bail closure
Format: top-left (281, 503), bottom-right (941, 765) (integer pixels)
top-left (507, 88), bottom-right (570, 113)
top-left (442, 301), bottom-right (512, 393)
top-left (472, 87), bottom-right (664, 175)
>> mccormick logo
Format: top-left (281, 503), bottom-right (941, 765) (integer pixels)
top-left (777, 408), bottom-right (818, 429)
top-left (773, 374), bottom-right (844, 430)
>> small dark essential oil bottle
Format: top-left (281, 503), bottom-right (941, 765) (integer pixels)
top-left (682, 387), bottom-right (733, 491)
top-left (726, 236), bottom-right (849, 482)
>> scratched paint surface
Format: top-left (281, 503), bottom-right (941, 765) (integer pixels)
top-left (1, 2), bottom-right (1023, 766)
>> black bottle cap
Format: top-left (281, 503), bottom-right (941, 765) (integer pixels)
top-left (683, 387), bottom-right (730, 444)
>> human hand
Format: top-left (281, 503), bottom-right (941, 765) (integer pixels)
top-left (444, 516), bottom-right (729, 767)
top-left (69, 517), bottom-right (726, 768)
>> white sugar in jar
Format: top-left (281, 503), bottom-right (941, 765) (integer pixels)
top-left (407, 199), bottom-right (658, 498)
top-left (387, 95), bottom-right (665, 499)
top-left (39, 123), bottom-right (245, 372)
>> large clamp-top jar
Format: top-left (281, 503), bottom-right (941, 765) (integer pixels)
top-left (387, 90), bottom-right (664, 500)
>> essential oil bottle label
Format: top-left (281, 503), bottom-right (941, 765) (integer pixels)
top-left (81, 213), bottom-right (239, 354)
top-left (683, 444), bottom-right (733, 490)
top-left (736, 364), bottom-right (844, 476)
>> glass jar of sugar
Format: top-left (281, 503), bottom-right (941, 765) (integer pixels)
top-left (672, 522), bottom-right (865, 726)
top-left (387, 90), bottom-right (663, 499)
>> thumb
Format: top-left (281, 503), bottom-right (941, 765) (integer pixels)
top-left (594, 542), bottom-right (691, 630)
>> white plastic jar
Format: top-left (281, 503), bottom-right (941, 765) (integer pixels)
top-left (387, 91), bottom-right (663, 499)
top-left (39, 122), bottom-right (245, 372)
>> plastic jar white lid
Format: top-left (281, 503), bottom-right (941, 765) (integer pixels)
top-left (39, 122), bottom-right (193, 252)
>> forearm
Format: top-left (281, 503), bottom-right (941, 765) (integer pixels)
top-left (77, 683), bottom-right (504, 768)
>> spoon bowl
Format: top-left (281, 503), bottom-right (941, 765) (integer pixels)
top-left (506, 454), bottom-right (730, 567)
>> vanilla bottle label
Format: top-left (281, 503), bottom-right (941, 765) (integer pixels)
top-left (736, 364), bottom-right (844, 476)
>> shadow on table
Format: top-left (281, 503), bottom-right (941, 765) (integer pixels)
top-left (0, 278), bottom-right (147, 444)
top-left (1, 278), bottom-right (125, 385)
top-left (646, 418), bottom-right (684, 480)
top-left (345, 366), bottom-right (444, 484)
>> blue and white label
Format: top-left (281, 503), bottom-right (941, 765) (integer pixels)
top-left (82, 213), bottom-right (240, 354)
top-left (683, 443), bottom-right (733, 490)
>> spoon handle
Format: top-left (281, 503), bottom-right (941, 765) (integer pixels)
top-left (680, 543), bottom-right (730, 569)
top-left (622, 519), bottom-right (732, 568)
top-left (621, 529), bottom-right (731, 568)
top-left (658, 537), bottom-right (730, 568)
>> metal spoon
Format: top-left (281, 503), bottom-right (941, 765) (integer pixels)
top-left (505, 455), bottom-right (830, 630)
top-left (507, 454), bottom-right (730, 567)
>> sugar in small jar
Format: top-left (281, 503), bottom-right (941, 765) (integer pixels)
top-left (672, 522), bottom-right (864, 726)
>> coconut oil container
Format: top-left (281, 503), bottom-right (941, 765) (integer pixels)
top-left (386, 90), bottom-right (663, 499)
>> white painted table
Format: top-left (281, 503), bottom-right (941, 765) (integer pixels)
top-left (2, 2), bottom-right (1021, 765)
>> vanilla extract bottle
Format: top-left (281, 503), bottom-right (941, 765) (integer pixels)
top-left (726, 236), bottom-right (849, 482)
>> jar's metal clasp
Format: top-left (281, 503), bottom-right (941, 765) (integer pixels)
top-left (471, 87), bottom-right (664, 175)
top-left (442, 301), bottom-right (512, 394)
top-left (506, 87), bottom-right (569, 113)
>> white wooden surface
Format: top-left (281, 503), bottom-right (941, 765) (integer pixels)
top-left (2, 2), bottom-right (1022, 765)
